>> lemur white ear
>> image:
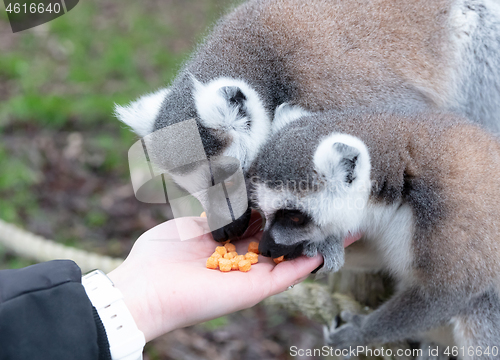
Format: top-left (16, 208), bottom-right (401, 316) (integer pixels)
top-left (314, 134), bottom-right (368, 186)
top-left (192, 75), bottom-right (247, 109)
top-left (332, 142), bottom-right (359, 184)
top-left (218, 86), bottom-right (247, 108)
top-left (191, 76), bottom-right (259, 129)
top-left (192, 76), bottom-right (248, 110)
top-left (114, 88), bottom-right (170, 137)
top-left (191, 76), bottom-right (271, 168)
top-left (333, 142), bottom-right (359, 162)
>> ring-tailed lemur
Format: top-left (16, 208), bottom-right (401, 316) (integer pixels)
top-left (248, 107), bottom-right (500, 354)
top-left (115, 0), bottom-right (500, 241)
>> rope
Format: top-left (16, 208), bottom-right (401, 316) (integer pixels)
top-left (0, 219), bottom-right (123, 273)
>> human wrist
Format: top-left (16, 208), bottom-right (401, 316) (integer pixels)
top-left (107, 262), bottom-right (166, 342)
top-left (82, 269), bottom-right (145, 360)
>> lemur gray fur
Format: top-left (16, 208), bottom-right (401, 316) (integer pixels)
top-left (249, 107), bottom-right (500, 356)
top-left (115, 0), bottom-right (500, 241)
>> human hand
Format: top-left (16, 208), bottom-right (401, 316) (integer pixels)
top-left (107, 212), bottom-right (323, 342)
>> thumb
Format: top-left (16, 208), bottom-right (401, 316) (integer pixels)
top-left (268, 254), bottom-right (324, 296)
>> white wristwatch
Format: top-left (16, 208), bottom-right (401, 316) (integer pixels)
top-left (82, 270), bottom-right (146, 360)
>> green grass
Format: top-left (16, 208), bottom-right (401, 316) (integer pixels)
top-left (201, 316), bottom-right (229, 331)
top-left (1, 2), bottom-right (185, 130)
top-left (0, 144), bottom-right (40, 223)
top-left (1, 0), bottom-right (238, 129)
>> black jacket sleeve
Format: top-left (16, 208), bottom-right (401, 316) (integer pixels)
top-left (0, 260), bottom-right (111, 360)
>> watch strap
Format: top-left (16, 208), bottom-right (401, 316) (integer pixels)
top-left (82, 270), bottom-right (145, 360)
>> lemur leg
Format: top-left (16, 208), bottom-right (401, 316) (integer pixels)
top-left (326, 287), bottom-right (463, 349)
top-left (452, 289), bottom-right (500, 360)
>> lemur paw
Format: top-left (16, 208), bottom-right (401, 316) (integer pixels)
top-left (304, 242), bottom-right (319, 257)
top-left (324, 311), bottom-right (366, 349)
top-left (304, 239), bottom-right (344, 273)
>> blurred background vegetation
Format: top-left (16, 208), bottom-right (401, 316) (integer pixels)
top-left (0, 0), bottom-right (238, 260)
top-left (0, 1), bottom-right (324, 358)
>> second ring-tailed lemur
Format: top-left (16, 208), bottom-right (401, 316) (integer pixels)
top-left (115, 0), bottom-right (500, 241)
top-left (248, 107), bottom-right (500, 354)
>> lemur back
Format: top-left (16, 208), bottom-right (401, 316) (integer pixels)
top-left (189, 0), bottom-right (451, 112)
top-left (249, 110), bottom-right (500, 354)
top-left (119, 0), bottom-right (500, 152)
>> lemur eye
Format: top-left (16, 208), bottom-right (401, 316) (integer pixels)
top-left (277, 210), bottom-right (308, 226)
top-left (288, 213), bottom-right (306, 225)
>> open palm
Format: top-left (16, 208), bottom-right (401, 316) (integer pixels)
top-left (108, 213), bottom-right (323, 341)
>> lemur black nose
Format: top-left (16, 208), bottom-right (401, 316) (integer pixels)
top-left (210, 207), bottom-right (252, 242)
top-left (259, 232), bottom-right (306, 260)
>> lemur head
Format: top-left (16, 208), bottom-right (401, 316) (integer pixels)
top-left (115, 74), bottom-right (271, 169)
top-left (249, 108), bottom-right (372, 271)
top-left (115, 74), bottom-right (270, 241)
